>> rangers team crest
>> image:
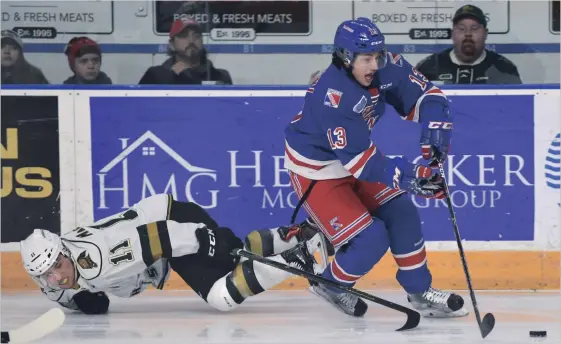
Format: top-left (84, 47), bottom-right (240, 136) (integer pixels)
top-left (329, 216), bottom-right (343, 231)
top-left (324, 88), bottom-right (343, 108)
top-left (353, 95), bottom-right (368, 114)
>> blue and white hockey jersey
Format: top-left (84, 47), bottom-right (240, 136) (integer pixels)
top-left (285, 52), bottom-right (448, 182)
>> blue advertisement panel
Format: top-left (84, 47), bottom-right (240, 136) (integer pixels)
top-left (90, 94), bottom-right (534, 241)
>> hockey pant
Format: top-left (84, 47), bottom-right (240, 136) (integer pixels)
top-left (288, 172), bottom-right (432, 294)
top-left (168, 200), bottom-right (308, 312)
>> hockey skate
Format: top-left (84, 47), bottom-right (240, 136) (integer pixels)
top-left (279, 235), bottom-right (321, 274)
top-left (309, 283), bottom-right (368, 317)
top-left (407, 287), bottom-right (469, 318)
top-left (278, 218), bottom-right (335, 256)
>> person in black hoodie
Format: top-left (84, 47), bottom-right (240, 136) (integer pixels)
top-left (139, 17), bottom-right (232, 85)
top-left (63, 37), bottom-right (112, 85)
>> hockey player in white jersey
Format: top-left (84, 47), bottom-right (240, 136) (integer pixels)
top-left (20, 194), bottom-right (323, 315)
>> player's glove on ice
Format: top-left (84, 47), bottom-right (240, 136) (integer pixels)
top-left (195, 226), bottom-right (243, 267)
top-left (391, 157), bottom-right (445, 199)
top-left (72, 290), bottom-right (109, 315)
top-left (419, 101), bottom-right (453, 166)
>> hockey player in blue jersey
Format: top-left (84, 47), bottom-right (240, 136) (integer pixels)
top-left (279, 18), bottom-right (467, 318)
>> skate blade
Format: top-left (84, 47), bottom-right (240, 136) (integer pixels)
top-left (419, 307), bottom-right (470, 318)
top-left (308, 286), bottom-right (362, 317)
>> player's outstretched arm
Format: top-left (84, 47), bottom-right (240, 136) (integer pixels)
top-left (37, 282), bottom-right (107, 315)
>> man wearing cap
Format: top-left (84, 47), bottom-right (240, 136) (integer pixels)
top-left (139, 17), bottom-right (232, 85)
top-left (63, 37), bottom-right (112, 84)
top-left (416, 4), bottom-right (522, 84)
top-left (1, 29), bottom-right (48, 84)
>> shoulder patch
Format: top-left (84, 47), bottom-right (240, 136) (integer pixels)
top-left (66, 240), bottom-right (103, 281)
top-left (353, 95), bottom-right (368, 114)
top-left (324, 88), bottom-right (343, 108)
top-left (77, 251), bottom-right (98, 270)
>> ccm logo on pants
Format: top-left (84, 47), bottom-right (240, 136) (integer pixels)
top-left (207, 228), bottom-right (216, 257)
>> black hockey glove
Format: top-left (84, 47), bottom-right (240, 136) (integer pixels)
top-left (195, 226), bottom-right (243, 267)
top-left (73, 290), bottom-right (110, 315)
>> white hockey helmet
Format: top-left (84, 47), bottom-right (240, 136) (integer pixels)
top-left (20, 229), bottom-right (64, 276)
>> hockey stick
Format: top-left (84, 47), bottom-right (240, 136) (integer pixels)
top-left (437, 162), bottom-right (495, 338)
top-left (232, 248), bottom-right (421, 331)
top-left (1, 308), bottom-right (65, 343)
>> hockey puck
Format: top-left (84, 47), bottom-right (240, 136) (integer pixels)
top-left (529, 331), bottom-right (547, 337)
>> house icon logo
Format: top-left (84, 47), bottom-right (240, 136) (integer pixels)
top-left (96, 130), bottom-right (219, 210)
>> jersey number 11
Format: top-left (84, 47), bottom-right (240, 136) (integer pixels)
top-left (109, 239), bottom-right (135, 266)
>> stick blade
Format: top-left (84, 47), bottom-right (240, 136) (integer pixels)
top-left (8, 308), bottom-right (65, 344)
top-left (480, 313), bottom-right (495, 338)
top-left (395, 310), bottom-right (421, 331)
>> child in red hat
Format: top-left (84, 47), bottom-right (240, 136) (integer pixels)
top-left (63, 37), bottom-right (112, 84)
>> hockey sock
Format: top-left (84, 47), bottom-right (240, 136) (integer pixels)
top-left (226, 256), bottom-right (292, 302)
top-left (321, 220), bottom-right (389, 293)
top-left (244, 226), bottom-right (300, 257)
top-left (376, 195), bottom-right (432, 294)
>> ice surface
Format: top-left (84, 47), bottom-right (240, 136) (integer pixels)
top-left (1, 290), bottom-right (559, 344)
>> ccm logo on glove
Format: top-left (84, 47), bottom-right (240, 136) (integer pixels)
top-left (206, 228), bottom-right (216, 257)
top-left (427, 121), bottom-right (453, 130)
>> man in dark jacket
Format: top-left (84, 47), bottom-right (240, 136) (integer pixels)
top-left (63, 37), bottom-right (112, 84)
top-left (416, 4), bottom-right (522, 84)
top-left (139, 17), bottom-right (232, 85)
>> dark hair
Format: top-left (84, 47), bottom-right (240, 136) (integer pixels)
top-left (332, 52), bottom-right (344, 69)
top-left (330, 52), bottom-right (360, 84)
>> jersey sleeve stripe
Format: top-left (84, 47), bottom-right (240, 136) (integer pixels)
top-left (374, 187), bottom-right (406, 207)
top-left (166, 194), bottom-right (173, 220)
top-left (137, 221), bottom-right (173, 266)
top-left (404, 86), bottom-right (446, 122)
top-left (344, 143), bottom-right (377, 177)
top-left (137, 224), bottom-right (154, 266)
top-left (157, 221), bottom-right (173, 258)
top-left (147, 222), bottom-right (163, 262)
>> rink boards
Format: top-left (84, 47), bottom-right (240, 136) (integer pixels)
top-left (1, 85), bottom-right (559, 290)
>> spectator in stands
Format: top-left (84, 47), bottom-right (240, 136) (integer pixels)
top-left (63, 37), bottom-right (112, 84)
top-left (139, 17), bottom-right (232, 85)
top-left (1, 30), bottom-right (49, 84)
top-left (416, 4), bottom-right (522, 84)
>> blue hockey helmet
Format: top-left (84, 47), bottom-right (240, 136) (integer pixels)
top-left (333, 17), bottom-right (387, 69)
